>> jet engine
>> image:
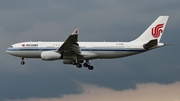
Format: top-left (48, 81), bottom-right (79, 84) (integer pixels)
top-left (41, 51), bottom-right (61, 60)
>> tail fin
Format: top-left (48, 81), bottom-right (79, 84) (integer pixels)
top-left (132, 16), bottom-right (169, 43)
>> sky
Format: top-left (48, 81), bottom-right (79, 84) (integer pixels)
top-left (0, 0), bottom-right (180, 101)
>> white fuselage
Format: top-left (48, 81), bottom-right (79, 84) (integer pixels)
top-left (6, 41), bottom-right (157, 60)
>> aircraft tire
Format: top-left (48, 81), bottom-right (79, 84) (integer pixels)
top-left (72, 61), bottom-right (76, 65)
top-left (83, 63), bottom-right (88, 67)
top-left (88, 66), bottom-right (94, 70)
top-left (21, 61), bottom-right (25, 65)
top-left (76, 64), bottom-right (82, 68)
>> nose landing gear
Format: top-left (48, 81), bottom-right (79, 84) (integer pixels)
top-left (21, 57), bottom-right (25, 65)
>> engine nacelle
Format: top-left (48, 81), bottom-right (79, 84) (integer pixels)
top-left (41, 51), bottom-right (61, 61)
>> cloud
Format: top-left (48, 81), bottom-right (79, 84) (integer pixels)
top-left (4, 82), bottom-right (180, 101)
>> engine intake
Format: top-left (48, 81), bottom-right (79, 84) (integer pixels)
top-left (41, 51), bottom-right (61, 60)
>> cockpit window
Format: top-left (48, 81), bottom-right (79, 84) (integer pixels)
top-left (10, 46), bottom-right (13, 48)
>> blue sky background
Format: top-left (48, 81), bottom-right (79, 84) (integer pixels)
top-left (0, 0), bottom-right (180, 101)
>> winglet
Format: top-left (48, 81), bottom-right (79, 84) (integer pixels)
top-left (72, 29), bottom-right (78, 35)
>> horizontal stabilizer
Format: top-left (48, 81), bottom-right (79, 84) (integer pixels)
top-left (143, 39), bottom-right (158, 49)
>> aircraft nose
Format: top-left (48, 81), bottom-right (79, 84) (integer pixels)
top-left (6, 47), bottom-right (21, 57)
top-left (6, 47), bottom-right (15, 55)
top-left (6, 47), bottom-right (11, 54)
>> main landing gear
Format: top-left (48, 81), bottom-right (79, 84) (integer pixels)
top-left (72, 60), bottom-right (94, 70)
top-left (72, 61), bottom-right (82, 68)
top-left (21, 57), bottom-right (25, 65)
top-left (83, 61), bottom-right (94, 70)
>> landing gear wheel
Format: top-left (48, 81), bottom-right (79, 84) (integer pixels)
top-left (20, 57), bottom-right (25, 65)
top-left (21, 61), bottom-right (25, 65)
top-left (72, 61), bottom-right (77, 65)
top-left (88, 66), bottom-right (94, 70)
top-left (83, 63), bottom-right (88, 67)
top-left (76, 64), bottom-right (82, 68)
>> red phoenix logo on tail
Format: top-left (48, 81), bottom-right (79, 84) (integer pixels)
top-left (152, 24), bottom-right (164, 38)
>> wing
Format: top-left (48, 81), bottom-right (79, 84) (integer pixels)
top-left (57, 29), bottom-right (81, 57)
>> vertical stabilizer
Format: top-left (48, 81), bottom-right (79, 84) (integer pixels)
top-left (132, 16), bottom-right (169, 43)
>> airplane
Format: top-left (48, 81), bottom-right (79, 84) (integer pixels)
top-left (6, 16), bottom-right (169, 70)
